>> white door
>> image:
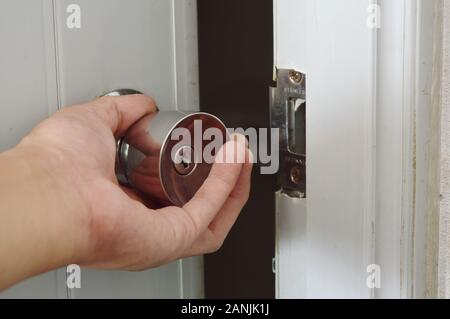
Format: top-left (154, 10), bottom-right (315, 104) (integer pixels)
top-left (0, 0), bottom-right (203, 299)
top-left (1, 0), bottom-right (444, 300)
top-left (274, 0), bottom-right (443, 299)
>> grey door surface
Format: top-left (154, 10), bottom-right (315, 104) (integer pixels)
top-left (0, 0), bottom-right (203, 299)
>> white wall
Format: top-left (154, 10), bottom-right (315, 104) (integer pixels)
top-left (439, 0), bottom-right (450, 300)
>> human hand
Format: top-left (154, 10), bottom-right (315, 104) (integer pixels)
top-left (0, 95), bottom-right (252, 289)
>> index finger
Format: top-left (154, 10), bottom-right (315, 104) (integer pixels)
top-left (90, 94), bottom-right (157, 137)
top-left (182, 134), bottom-right (248, 233)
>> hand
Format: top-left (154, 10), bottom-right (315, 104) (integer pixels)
top-left (0, 95), bottom-right (252, 290)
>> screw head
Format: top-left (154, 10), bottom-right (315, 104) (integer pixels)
top-left (288, 70), bottom-right (304, 84)
top-left (173, 146), bottom-right (197, 176)
top-left (290, 166), bottom-right (302, 185)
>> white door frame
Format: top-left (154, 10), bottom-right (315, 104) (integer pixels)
top-left (275, 0), bottom-right (443, 299)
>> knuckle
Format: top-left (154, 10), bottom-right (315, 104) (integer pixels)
top-left (93, 96), bottom-right (122, 128)
top-left (211, 173), bottom-right (235, 192)
top-left (229, 187), bottom-right (250, 206)
top-left (97, 95), bottom-right (115, 105)
top-left (135, 94), bottom-right (154, 104)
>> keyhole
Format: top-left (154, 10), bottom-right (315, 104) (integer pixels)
top-left (173, 146), bottom-right (197, 176)
top-left (181, 155), bottom-right (189, 169)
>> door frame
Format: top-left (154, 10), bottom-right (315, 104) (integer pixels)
top-left (274, 0), bottom-right (443, 299)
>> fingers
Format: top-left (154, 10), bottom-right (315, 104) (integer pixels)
top-left (86, 134), bottom-right (253, 269)
top-left (90, 94), bottom-right (157, 137)
top-left (208, 148), bottom-right (253, 237)
top-left (181, 134), bottom-right (248, 234)
top-left (185, 147), bottom-right (253, 256)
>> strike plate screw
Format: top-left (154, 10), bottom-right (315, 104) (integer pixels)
top-left (289, 70), bottom-right (304, 84)
top-left (290, 166), bottom-right (302, 185)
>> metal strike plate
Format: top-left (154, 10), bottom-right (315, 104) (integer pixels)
top-left (270, 69), bottom-right (306, 198)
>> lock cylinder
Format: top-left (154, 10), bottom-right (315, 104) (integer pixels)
top-left (116, 110), bottom-right (229, 207)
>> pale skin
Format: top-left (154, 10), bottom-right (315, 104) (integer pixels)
top-left (0, 95), bottom-right (252, 291)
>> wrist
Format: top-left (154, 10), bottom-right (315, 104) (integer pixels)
top-left (0, 144), bottom-right (88, 289)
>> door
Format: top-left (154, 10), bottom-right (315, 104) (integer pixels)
top-left (274, 0), bottom-right (443, 299)
top-left (0, 0), bottom-right (203, 299)
top-left (1, 0), bottom-right (443, 300)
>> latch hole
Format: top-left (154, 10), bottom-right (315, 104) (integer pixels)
top-left (287, 98), bottom-right (306, 156)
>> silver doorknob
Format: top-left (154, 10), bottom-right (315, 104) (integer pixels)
top-left (103, 89), bottom-right (229, 207)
